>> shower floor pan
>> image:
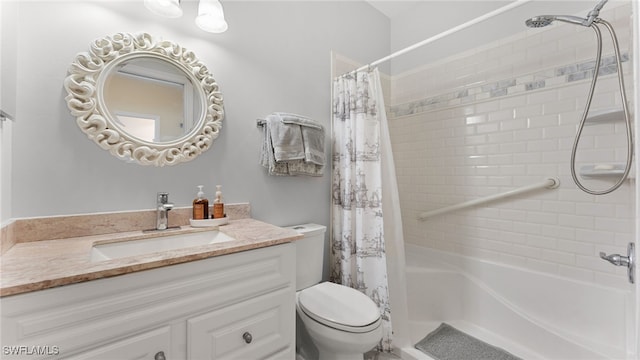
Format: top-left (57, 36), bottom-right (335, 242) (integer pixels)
top-left (397, 244), bottom-right (630, 360)
top-left (405, 320), bottom-right (540, 360)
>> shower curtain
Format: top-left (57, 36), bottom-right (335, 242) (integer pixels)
top-left (330, 68), bottom-right (394, 351)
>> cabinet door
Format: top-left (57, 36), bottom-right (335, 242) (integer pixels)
top-left (64, 326), bottom-right (171, 360)
top-left (187, 288), bottom-right (294, 360)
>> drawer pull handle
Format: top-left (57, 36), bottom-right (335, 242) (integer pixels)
top-left (242, 331), bottom-right (253, 344)
top-left (154, 351), bottom-right (166, 360)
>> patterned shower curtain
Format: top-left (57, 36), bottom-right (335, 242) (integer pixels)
top-left (331, 68), bottom-right (392, 352)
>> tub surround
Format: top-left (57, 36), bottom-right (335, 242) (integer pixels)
top-left (0, 203), bottom-right (302, 297)
top-left (402, 244), bottom-right (630, 359)
top-left (388, 2), bottom-right (635, 289)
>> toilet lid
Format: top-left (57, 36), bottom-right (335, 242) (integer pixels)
top-left (298, 282), bottom-right (381, 333)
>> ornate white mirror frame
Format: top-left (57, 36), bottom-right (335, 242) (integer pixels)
top-left (64, 33), bottom-right (224, 166)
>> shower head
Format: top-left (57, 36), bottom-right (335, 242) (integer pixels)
top-left (525, 0), bottom-right (609, 28)
top-left (525, 14), bottom-right (589, 28)
top-left (525, 15), bottom-right (555, 28)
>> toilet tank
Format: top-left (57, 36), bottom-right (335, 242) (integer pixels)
top-left (286, 223), bottom-right (327, 291)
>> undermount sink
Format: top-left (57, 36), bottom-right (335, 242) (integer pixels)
top-left (91, 230), bottom-right (235, 262)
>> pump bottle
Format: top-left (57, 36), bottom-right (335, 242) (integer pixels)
top-left (192, 185), bottom-right (209, 220)
top-left (213, 185), bottom-right (224, 219)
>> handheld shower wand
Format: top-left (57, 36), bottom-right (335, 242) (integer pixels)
top-left (524, 0), bottom-right (608, 28)
top-left (524, 0), bottom-right (633, 195)
top-left (585, 0), bottom-right (608, 26)
top-left (525, 15), bottom-right (590, 28)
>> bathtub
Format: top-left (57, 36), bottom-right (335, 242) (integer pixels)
top-left (395, 244), bottom-right (634, 360)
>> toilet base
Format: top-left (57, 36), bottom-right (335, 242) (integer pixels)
top-left (315, 345), bottom-right (369, 360)
top-left (296, 301), bottom-right (382, 360)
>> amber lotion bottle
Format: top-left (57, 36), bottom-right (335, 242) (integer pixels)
top-left (213, 185), bottom-right (224, 219)
top-left (192, 185), bottom-right (209, 220)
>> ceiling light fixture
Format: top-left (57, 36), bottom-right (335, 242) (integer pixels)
top-left (144, 0), bottom-right (183, 18)
top-left (195, 0), bottom-right (229, 33)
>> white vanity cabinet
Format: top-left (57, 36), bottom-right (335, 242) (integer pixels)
top-left (65, 327), bottom-right (172, 360)
top-left (0, 243), bottom-right (296, 360)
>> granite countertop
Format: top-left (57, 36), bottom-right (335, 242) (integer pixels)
top-left (0, 218), bottom-right (302, 297)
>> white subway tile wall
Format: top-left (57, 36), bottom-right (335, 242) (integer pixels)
top-left (387, 3), bottom-right (635, 289)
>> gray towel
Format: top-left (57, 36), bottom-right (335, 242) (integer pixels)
top-left (301, 126), bottom-right (325, 165)
top-left (267, 114), bottom-right (305, 162)
top-left (260, 120), bottom-right (290, 175)
top-left (276, 113), bottom-right (325, 166)
top-left (258, 113), bottom-right (325, 176)
top-left (276, 112), bottom-right (323, 129)
top-left (287, 160), bottom-right (323, 177)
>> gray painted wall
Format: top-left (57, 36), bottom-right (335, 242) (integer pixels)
top-left (4, 1), bottom-right (390, 229)
top-left (1, 2), bottom-right (17, 224)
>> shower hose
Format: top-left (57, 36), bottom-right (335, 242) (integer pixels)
top-left (571, 18), bottom-right (634, 195)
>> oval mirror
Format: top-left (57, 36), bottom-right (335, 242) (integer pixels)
top-left (64, 33), bottom-right (223, 166)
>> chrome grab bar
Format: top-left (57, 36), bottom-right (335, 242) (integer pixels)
top-left (417, 177), bottom-right (560, 220)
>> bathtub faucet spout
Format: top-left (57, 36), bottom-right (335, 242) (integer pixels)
top-left (599, 252), bottom-right (628, 266)
top-left (599, 243), bottom-right (635, 284)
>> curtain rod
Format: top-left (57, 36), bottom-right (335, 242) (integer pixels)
top-left (354, 0), bottom-right (534, 73)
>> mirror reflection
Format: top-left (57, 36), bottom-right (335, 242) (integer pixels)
top-left (103, 58), bottom-right (203, 143)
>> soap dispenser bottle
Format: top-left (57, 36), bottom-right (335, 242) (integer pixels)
top-left (213, 185), bottom-right (224, 219)
top-left (193, 185), bottom-right (209, 220)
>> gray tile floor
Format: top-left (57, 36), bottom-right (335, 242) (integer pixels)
top-left (297, 348), bottom-right (402, 360)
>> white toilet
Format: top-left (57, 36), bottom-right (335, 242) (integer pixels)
top-left (288, 224), bottom-right (383, 360)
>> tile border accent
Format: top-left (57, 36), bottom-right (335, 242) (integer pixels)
top-left (389, 52), bottom-right (629, 118)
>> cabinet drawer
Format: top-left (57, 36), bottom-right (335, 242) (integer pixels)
top-left (187, 288), bottom-right (294, 360)
top-left (64, 326), bottom-right (171, 360)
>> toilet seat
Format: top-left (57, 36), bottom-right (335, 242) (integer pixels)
top-left (297, 282), bottom-right (381, 333)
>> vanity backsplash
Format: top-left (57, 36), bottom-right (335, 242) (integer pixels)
top-left (0, 203), bottom-right (251, 255)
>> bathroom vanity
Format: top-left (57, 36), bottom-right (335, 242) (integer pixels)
top-left (0, 212), bottom-right (301, 360)
top-left (0, 29), bottom-right (300, 358)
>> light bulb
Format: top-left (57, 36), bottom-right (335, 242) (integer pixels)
top-left (196, 0), bottom-right (228, 33)
top-left (144, 0), bottom-right (183, 18)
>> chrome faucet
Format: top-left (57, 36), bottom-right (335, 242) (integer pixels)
top-left (156, 192), bottom-right (174, 230)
